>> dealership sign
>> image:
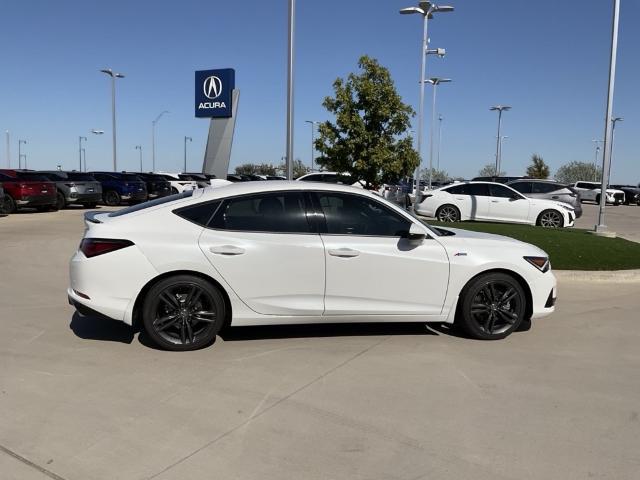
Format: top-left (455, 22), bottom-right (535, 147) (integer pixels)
top-left (195, 68), bottom-right (235, 118)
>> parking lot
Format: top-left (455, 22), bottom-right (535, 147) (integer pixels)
top-left (0, 207), bottom-right (639, 479)
top-left (575, 202), bottom-right (640, 242)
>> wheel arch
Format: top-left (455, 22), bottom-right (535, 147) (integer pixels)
top-left (455, 268), bottom-right (533, 322)
top-left (131, 269), bottom-right (233, 330)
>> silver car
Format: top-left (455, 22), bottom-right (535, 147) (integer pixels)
top-left (506, 179), bottom-right (582, 218)
top-left (38, 171), bottom-right (103, 209)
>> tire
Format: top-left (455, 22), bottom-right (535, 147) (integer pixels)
top-left (103, 190), bottom-right (121, 206)
top-left (595, 194), bottom-right (601, 205)
top-left (456, 272), bottom-right (527, 340)
top-left (171, 187), bottom-right (179, 195)
top-left (142, 275), bottom-right (225, 351)
top-left (536, 209), bottom-right (564, 228)
top-left (56, 191), bottom-right (67, 210)
top-left (436, 204), bottom-right (460, 222)
top-left (2, 195), bottom-right (16, 214)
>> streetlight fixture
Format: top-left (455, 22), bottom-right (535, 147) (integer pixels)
top-left (595, 0), bottom-right (621, 235)
top-left (151, 110), bottom-right (169, 172)
top-left (135, 145), bottom-right (143, 172)
top-left (100, 68), bottom-right (125, 172)
top-left (606, 116), bottom-right (623, 183)
top-left (304, 120), bottom-right (319, 171)
top-left (424, 78), bottom-right (451, 189)
top-left (490, 105), bottom-right (511, 174)
top-left (18, 139), bottom-right (27, 169)
top-left (78, 136), bottom-right (87, 171)
top-left (183, 136), bottom-right (192, 172)
top-left (400, 1), bottom-right (454, 209)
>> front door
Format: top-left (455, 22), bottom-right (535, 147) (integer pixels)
top-left (487, 184), bottom-right (531, 223)
top-left (313, 191), bottom-right (449, 316)
top-left (198, 191), bottom-right (325, 315)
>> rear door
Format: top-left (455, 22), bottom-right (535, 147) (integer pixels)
top-left (487, 183), bottom-right (531, 223)
top-left (198, 191), bottom-right (326, 316)
top-left (313, 191), bottom-right (449, 316)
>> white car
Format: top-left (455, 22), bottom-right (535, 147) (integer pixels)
top-left (68, 182), bottom-right (557, 351)
top-left (296, 171), bottom-right (364, 187)
top-left (573, 181), bottom-right (625, 205)
top-left (154, 172), bottom-right (198, 194)
top-left (416, 181), bottom-right (576, 228)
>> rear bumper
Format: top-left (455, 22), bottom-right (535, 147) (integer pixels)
top-left (16, 195), bottom-right (57, 207)
top-left (69, 192), bottom-right (102, 203)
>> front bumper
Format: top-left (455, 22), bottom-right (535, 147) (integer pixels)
top-left (530, 271), bottom-right (557, 320)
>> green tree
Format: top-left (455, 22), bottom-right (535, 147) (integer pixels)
top-left (555, 161), bottom-right (602, 184)
top-left (279, 158), bottom-right (310, 179)
top-left (478, 163), bottom-right (506, 177)
top-left (315, 55), bottom-right (419, 188)
top-left (526, 154), bottom-right (550, 179)
top-left (421, 168), bottom-right (450, 183)
top-left (235, 163), bottom-right (278, 176)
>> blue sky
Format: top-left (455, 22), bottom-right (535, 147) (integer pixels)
top-left (0, 0), bottom-right (638, 182)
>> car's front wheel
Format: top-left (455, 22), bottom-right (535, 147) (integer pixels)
top-left (103, 190), bottom-right (121, 206)
top-left (457, 272), bottom-right (526, 340)
top-left (142, 275), bottom-right (225, 351)
top-left (436, 204), bottom-right (460, 222)
top-left (1, 195), bottom-right (16, 214)
top-left (536, 209), bottom-right (564, 228)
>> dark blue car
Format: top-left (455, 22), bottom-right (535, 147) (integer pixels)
top-left (89, 172), bottom-right (147, 206)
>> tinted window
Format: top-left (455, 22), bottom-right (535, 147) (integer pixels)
top-left (109, 191), bottom-right (194, 217)
top-left (174, 201), bottom-right (220, 226)
top-left (15, 172), bottom-right (50, 181)
top-left (467, 184), bottom-right (490, 196)
top-left (532, 182), bottom-right (561, 194)
top-left (509, 182), bottom-right (532, 194)
top-left (315, 192), bottom-right (410, 237)
top-left (210, 192), bottom-right (310, 233)
top-left (444, 184), bottom-right (468, 195)
top-left (66, 173), bottom-right (97, 181)
top-left (489, 184), bottom-right (516, 198)
top-left (576, 182), bottom-right (596, 189)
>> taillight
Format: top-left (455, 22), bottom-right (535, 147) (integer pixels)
top-left (80, 238), bottom-right (134, 258)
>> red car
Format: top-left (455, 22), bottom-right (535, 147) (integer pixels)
top-left (0, 169), bottom-right (58, 213)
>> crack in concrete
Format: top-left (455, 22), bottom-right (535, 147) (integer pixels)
top-left (0, 444), bottom-right (67, 480)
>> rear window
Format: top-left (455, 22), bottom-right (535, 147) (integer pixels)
top-left (118, 174), bottom-right (143, 181)
top-left (108, 190), bottom-right (193, 217)
top-left (15, 172), bottom-right (50, 181)
top-left (66, 173), bottom-right (96, 181)
top-left (532, 182), bottom-right (562, 194)
top-left (174, 201), bottom-right (221, 226)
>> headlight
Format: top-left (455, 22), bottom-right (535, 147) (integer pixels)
top-left (524, 256), bottom-right (550, 272)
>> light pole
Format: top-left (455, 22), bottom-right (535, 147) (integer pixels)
top-left (152, 110), bottom-right (169, 171)
top-left (78, 136), bottom-right (87, 171)
top-left (285, 0), bottom-right (296, 180)
top-left (436, 114), bottom-right (443, 171)
top-left (400, 1), bottom-right (453, 209)
top-left (183, 136), bottom-right (192, 172)
top-left (304, 120), bottom-right (319, 171)
top-left (490, 105), bottom-right (511, 175)
top-left (606, 117), bottom-right (623, 183)
top-left (596, 0), bottom-right (620, 234)
top-left (81, 148), bottom-right (86, 172)
top-left (18, 139), bottom-right (26, 169)
top-left (100, 69), bottom-right (125, 172)
top-left (135, 145), bottom-right (143, 172)
top-left (425, 78), bottom-right (451, 189)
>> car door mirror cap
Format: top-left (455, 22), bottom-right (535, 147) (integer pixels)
top-left (406, 223), bottom-right (427, 243)
top-left (510, 194), bottom-right (522, 201)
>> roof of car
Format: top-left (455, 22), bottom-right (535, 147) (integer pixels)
top-left (199, 180), bottom-right (376, 200)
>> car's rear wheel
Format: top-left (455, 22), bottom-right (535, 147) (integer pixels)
top-left (104, 190), bottom-right (121, 206)
top-left (1, 195), bottom-right (16, 214)
top-left (595, 194), bottom-right (601, 204)
top-left (56, 192), bottom-right (67, 210)
top-left (436, 204), bottom-right (460, 222)
top-left (457, 272), bottom-right (526, 340)
top-left (536, 209), bottom-right (564, 228)
top-left (142, 275), bottom-right (225, 351)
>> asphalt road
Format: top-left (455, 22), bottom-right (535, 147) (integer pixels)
top-left (1, 207), bottom-right (639, 480)
top-left (575, 202), bottom-right (640, 242)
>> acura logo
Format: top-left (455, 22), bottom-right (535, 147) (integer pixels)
top-left (203, 76), bottom-right (223, 99)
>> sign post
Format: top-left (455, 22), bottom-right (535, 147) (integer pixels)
top-left (195, 68), bottom-right (238, 178)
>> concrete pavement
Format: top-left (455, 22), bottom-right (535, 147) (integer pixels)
top-left (575, 202), bottom-right (640, 242)
top-left (1, 208), bottom-right (639, 480)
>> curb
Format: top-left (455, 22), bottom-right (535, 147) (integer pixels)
top-left (554, 269), bottom-right (640, 283)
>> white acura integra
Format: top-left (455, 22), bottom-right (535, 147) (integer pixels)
top-left (68, 182), bottom-right (557, 350)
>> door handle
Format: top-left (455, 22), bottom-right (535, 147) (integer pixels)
top-left (328, 248), bottom-right (360, 258)
top-left (209, 245), bottom-right (245, 256)
top-left (491, 200), bottom-right (499, 203)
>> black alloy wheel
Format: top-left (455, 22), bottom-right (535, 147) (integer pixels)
top-left (457, 273), bottom-right (526, 340)
top-left (56, 191), bottom-right (67, 210)
top-left (1, 195), bottom-right (16, 214)
top-left (104, 190), bottom-right (121, 206)
top-left (436, 204), bottom-right (460, 222)
top-left (142, 275), bottom-right (225, 351)
top-left (537, 209), bottom-right (564, 228)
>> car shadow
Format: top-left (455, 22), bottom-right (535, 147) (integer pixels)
top-left (220, 322), bottom-right (441, 342)
top-left (69, 312), bottom-right (135, 344)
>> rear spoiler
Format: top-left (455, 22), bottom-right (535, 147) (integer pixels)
top-left (84, 211), bottom-right (103, 224)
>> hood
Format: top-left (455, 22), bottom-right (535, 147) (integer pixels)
top-left (433, 226), bottom-right (548, 257)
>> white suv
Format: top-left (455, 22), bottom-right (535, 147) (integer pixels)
top-left (573, 181), bottom-right (625, 205)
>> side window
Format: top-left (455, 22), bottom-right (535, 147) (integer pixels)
top-left (532, 182), bottom-right (558, 194)
top-left (467, 184), bottom-right (490, 196)
top-left (445, 184), bottom-right (467, 195)
top-left (315, 192), bottom-right (411, 237)
top-left (210, 192), bottom-right (310, 233)
top-left (173, 200), bottom-right (219, 226)
top-left (510, 182), bottom-right (532, 194)
top-left (489, 184), bottom-right (516, 198)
